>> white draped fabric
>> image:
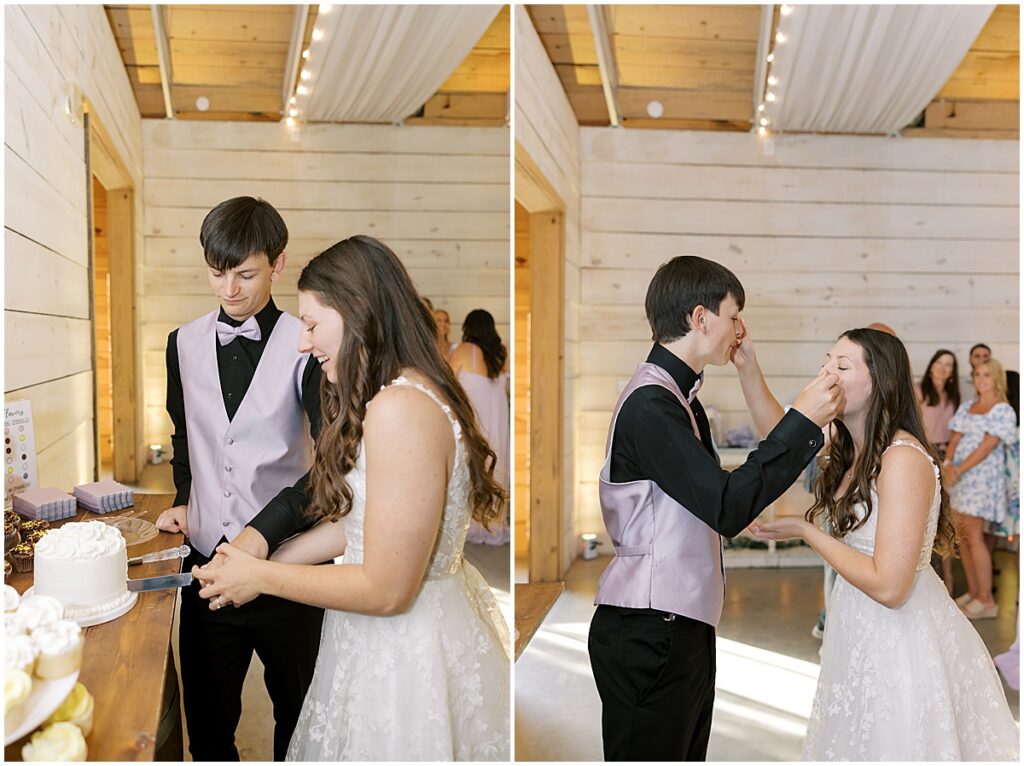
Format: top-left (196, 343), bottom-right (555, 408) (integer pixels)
top-left (766, 5), bottom-right (994, 134)
top-left (297, 4), bottom-right (502, 124)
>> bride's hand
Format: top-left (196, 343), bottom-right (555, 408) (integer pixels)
top-left (748, 516), bottom-right (811, 541)
top-left (730, 322), bottom-right (757, 372)
top-left (194, 543), bottom-right (264, 609)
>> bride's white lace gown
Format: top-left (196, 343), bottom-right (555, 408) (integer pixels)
top-left (804, 440), bottom-right (1019, 761)
top-left (286, 378), bottom-right (511, 761)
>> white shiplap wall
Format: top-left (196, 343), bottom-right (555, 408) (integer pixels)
top-left (577, 128), bottom-right (1019, 540)
top-left (4, 5), bottom-right (144, 489)
top-left (514, 6), bottom-right (582, 572)
top-left (140, 120), bottom-right (510, 449)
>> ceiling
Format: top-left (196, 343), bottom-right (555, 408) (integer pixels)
top-left (104, 4), bottom-right (509, 125)
top-left (527, 4), bottom-right (1018, 138)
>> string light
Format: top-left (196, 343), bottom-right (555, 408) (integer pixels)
top-left (758, 126), bottom-right (767, 136)
top-left (312, 28), bottom-right (324, 42)
top-left (767, 75), bottom-right (778, 87)
top-left (297, 85), bottom-right (308, 96)
top-left (300, 69), bottom-right (311, 81)
top-left (766, 92), bottom-right (776, 102)
top-left (319, 4), bottom-right (332, 12)
top-left (286, 116), bottom-right (295, 127)
top-left (759, 117), bottom-right (769, 127)
top-left (781, 4), bottom-right (793, 15)
top-left (775, 32), bottom-right (787, 44)
top-left (767, 53), bottom-right (774, 63)
top-left (758, 103), bottom-right (765, 112)
top-left (302, 49), bottom-right (310, 60)
top-left (289, 108), bottom-right (299, 117)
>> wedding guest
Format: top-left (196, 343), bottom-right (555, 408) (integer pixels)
top-left (589, 256), bottom-right (842, 761)
top-left (916, 349), bottom-right (960, 458)
top-left (194, 236), bottom-right (510, 760)
top-left (751, 329), bottom-right (1019, 760)
top-left (969, 343), bottom-right (1019, 424)
top-left (434, 307), bottom-right (455, 356)
top-left (944, 358), bottom-right (1016, 619)
top-left (450, 309), bottom-right (510, 545)
top-left (157, 197), bottom-right (324, 760)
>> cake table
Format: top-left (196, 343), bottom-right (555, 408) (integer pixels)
top-left (5, 494), bottom-right (183, 761)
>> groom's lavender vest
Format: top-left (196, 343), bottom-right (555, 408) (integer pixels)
top-left (594, 362), bottom-right (726, 627)
top-left (177, 310), bottom-right (313, 557)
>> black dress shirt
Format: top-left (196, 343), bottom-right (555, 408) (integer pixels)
top-left (165, 297), bottom-right (322, 549)
top-left (609, 345), bottom-right (823, 538)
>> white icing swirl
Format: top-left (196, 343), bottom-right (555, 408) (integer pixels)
top-left (5, 667), bottom-right (32, 712)
top-left (4, 612), bottom-right (28, 637)
top-left (22, 721), bottom-right (88, 761)
top-left (16, 595), bottom-right (65, 630)
top-left (32, 620), bottom-right (82, 655)
top-left (34, 521), bottom-right (124, 561)
top-left (5, 634), bottom-right (37, 672)
top-left (4, 584), bottom-right (20, 613)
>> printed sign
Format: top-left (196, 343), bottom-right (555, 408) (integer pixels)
top-left (4, 400), bottom-right (37, 508)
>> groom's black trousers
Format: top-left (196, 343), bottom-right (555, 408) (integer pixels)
top-left (178, 546), bottom-right (324, 761)
top-left (589, 605), bottom-right (716, 761)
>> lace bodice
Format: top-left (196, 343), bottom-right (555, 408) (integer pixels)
top-left (340, 376), bottom-right (472, 578)
top-left (842, 440), bottom-right (941, 570)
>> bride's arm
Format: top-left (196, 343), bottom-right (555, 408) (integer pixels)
top-left (731, 328), bottom-right (787, 438)
top-left (269, 519), bottom-right (347, 564)
top-left (752, 445), bottom-right (934, 609)
top-left (197, 385), bottom-right (450, 616)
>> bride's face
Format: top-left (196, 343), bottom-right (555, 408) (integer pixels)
top-left (298, 290), bottom-right (345, 384)
top-left (823, 336), bottom-right (871, 420)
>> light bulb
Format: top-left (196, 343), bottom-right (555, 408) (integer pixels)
top-left (776, 32), bottom-right (787, 44)
top-left (767, 53), bottom-right (775, 63)
top-left (289, 108), bottom-right (299, 117)
top-left (286, 117), bottom-right (296, 127)
top-left (766, 92), bottom-right (777, 102)
top-left (758, 126), bottom-right (767, 136)
top-left (758, 103), bottom-right (765, 112)
top-left (302, 49), bottom-right (310, 60)
top-left (319, 4), bottom-right (332, 12)
top-left (768, 75), bottom-right (778, 86)
top-left (312, 28), bottom-right (324, 42)
top-left (301, 69), bottom-right (311, 81)
top-left (289, 96), bottom-right (296, 105)
top-left (781, 5), bottom-right (793, 15)
top-left (297, 85), bottom-right (308, 96)
top-left (759, 117), bottom-right (769, 127)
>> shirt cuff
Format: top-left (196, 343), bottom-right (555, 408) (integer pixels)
top-left (769, 409), bottom-right (825, 460)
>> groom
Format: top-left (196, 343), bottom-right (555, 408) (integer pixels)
top-left (588, 256), bottom-right (843, 761)
top-left (159, 196), bottom-right (324, 761)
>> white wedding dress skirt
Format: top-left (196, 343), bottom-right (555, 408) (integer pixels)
top-left (804, 441), bottom-right (1019, 761)
top-left (286, 379), bottom-right (510, 761)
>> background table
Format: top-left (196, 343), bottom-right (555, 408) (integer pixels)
top-left (5, 494), bottom-right (182, 761)
top-left (514, 582), bottom-right (563, 660)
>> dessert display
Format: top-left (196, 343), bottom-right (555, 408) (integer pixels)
top-left (21, 721), bottom-right (88, 761)
top-left (34, 521), bottom-right (132, 620)
top-left (46, 682), bottom-right (94, 737)
top-left (9, 542), bottom-right (35, 573)
top-left (5, 667), bottom-right (32, 732)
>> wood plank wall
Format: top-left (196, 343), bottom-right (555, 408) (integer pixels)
top-left (140, 120), bottom-right (510, 450)
top-left (5, 5), bottom-right (144, 491)
top-left (515, 7), bottom-right (582, 573)
top-left (514, 202), bottom-right (530, 558)
top-left (576, 128), bottom-right (1019, 543)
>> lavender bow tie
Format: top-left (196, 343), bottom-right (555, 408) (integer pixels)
top-left (687, 373), bottom-right (703, 402)
top-left (216, 317), bottom-right (261, 346)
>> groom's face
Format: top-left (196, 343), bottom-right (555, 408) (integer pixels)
top-left (207, 251), bottom-right (284, 321)
top-left (704, 293), bottom-right (745, 365)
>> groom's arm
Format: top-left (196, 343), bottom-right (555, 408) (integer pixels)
top-left (615, 389), bottom-right (822, 538)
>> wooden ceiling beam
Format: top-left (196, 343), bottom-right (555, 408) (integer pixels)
top-left (150, 5), bottom-right (174, 118)
top-left (587, 4), bottom-right (620, 127)
top-left (282, 4), bottom-right (310, 118)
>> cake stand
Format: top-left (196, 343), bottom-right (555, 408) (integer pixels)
top-left (4, 669), bottom-right (79, 746)
top-left (21, 587), bottom-right (138, 628)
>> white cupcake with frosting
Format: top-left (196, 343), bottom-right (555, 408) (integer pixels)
top-left (5, 633), bottom-right (38, 675)
top-left (4, 584), bottom-right (21, 613)
top-left (17, 595), bottom-right (64, 631)
top-left (32, 619), bottom-right (83, 679)
top-left (22, 721), bottom-right (88, 762)
top-left (4, 611), bottom-right (28, 637)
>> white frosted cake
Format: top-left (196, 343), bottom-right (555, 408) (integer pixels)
top-left (33, 522), bottom-right (131, 619)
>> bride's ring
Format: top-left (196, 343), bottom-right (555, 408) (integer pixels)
top-left (213, 596), bottom-right (226, 610)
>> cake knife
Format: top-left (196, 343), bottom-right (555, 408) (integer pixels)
top-left (127, 573), bottom-right (193, 592)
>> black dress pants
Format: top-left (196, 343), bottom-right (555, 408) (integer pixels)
top-left (589, 605), bottom-right (716, 762)
top-left (178, 547), bottom-right (324, 761)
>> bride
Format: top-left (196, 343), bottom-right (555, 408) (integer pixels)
top-left (195, 236), bottom-right (510, 761)
top-left (750, 328), bottom-right (1018, 761)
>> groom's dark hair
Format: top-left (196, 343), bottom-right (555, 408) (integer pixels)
top-left (645, 256), bottom-right (745, 343)
top-left (199, 196), bottom-right (288, 271)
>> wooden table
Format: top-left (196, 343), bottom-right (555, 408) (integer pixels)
top-left (514, 582), bottom-right (564, 661)
top-left (5, 494), bottom-right (182, 761)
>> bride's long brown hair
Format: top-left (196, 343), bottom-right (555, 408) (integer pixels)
top-left (300, 236), bottom-right (505, 528)
top-left (806, 328), bottom-right (957, 557)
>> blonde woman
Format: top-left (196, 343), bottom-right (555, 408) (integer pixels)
top-left (944, 357), bottom-right (1016, 619)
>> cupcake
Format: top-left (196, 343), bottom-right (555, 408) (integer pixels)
top-left (5, 521), bottom-right (19, 550)
top-left (22, 721), bottom-right (88, 762)
top-left (9, 542), bottom-right (34, 573)
top-left (46, 682), bottom-right (94, 737)
top-left (4, 666), bottom-right (32, 733)
top-left (5, 633), bottom-right (38, 674)
top-left (4, 583), bottom-right (20, 613)
top-left (17, 594), bottom-right (64, 631)
top-left (32, 620), bottom-right (83, 679)
top-left (23, 528), bottom-right (47, 545)
top-left (18, 520), bottom-right (49, 533)
top-left (4, 611), bottom-right (28, 637)
top-left (4, 510), bottom-right (19, 528)
top-left (3, 559), bottom-right (11, 582)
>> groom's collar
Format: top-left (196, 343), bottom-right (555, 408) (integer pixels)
top-left (648, 344), bottom-right (702, 402)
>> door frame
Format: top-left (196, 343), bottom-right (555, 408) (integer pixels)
top-left (514, 140), bottom-right (566, 583)
top-left (85, 102), bottom-right (139, 482)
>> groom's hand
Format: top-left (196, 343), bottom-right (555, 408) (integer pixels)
top-left (792, 371), bottom-right (845, 428)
